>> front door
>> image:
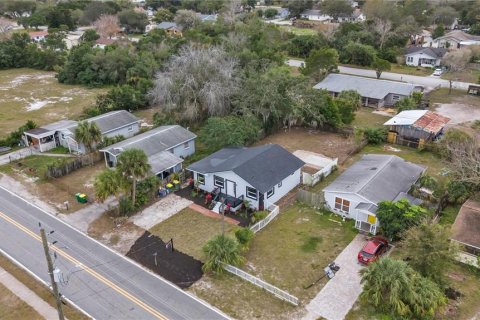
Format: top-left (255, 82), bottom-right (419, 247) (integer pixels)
top-left (259, 193), bottom-right (264, 211)
top-left (225, 180), bottom-right (236, 198)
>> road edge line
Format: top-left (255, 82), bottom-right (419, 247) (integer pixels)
top-left (0, 247), bottom-right (95, 320)
top-left (0, 185), bottom-right (231, 320)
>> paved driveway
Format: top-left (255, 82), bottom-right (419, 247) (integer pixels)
top-left (303, 234), bottom-right (367, 320)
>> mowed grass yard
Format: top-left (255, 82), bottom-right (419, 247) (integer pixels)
top-left (0, 68), bottom-right (105, 138)
top-left (189, 203), bottom-right (358, 320)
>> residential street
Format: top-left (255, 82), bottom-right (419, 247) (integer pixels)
top-left (0, 186), bottom-right (228, 320)
top-left (338, 66), bottom-right (474, 91)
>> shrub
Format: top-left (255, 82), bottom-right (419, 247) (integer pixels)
top-left (252, 210), bottom-right (269, 223)
top-left (135, 176), bottom-right (160, 207)
top-left (202, 234), bottom-right (244, 274)
top-left (0, 120), bottom-right (37, 147)
top-left (447, 181), bottom-right (472, 204)
top-left (235, 228), bottom-right (254, 248)
top-left (362, 127), bottom-right (386, 145)
top-left (119, 197), bottom-right (134, 216)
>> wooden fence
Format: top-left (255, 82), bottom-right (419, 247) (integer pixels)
top-left (45, 153), bottom-right (102, 178)
top-left (296, 190), bottom-right (324, 208)
top-left (223, 264), bottom-right (299, 305)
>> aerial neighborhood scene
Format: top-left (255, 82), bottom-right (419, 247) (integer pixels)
top-left (1, 0), bottom-right (480, 319)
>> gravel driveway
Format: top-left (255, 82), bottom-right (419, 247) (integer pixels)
top-left (303, 234), bottom-right (368, 320)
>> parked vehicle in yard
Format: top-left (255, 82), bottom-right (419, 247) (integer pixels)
top-left (357, 236), bottom-right (388, 265)
top-left (433, 68), bottom-right (443, 76)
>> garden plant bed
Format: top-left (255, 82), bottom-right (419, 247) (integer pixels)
top-left (175, 187), bottom-right (250, 227)
top-left (126, 231), bottom-right (203, 288)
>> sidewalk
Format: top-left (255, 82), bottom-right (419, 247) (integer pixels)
top-left (0, 266), bottom-right (61, 320)
top-left (303, 234), bottom-right (367, 320)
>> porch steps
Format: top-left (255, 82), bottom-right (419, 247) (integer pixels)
top-left (188, 203), bottom-right (239, 225)
top-left (212, 202), bottom-right (222, 213)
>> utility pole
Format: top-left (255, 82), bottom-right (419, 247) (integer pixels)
top-left (40, 227), bottom-right (65, 320)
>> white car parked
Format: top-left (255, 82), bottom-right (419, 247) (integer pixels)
top-left (433, 68), bottom-right (443, 76)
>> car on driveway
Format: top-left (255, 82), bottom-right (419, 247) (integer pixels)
top-left (357, 236), bottom-right (388, 265)
top-left (433, 68), bottom-right (443, 76)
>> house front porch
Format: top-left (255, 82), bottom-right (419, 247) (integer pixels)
top-left (355, 204), bottom-right (379, 234)
top-left (23, 130), bottom-right (58, 152)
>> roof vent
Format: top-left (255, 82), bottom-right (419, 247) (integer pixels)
top-left (370, 167), bottom-right (377, 170)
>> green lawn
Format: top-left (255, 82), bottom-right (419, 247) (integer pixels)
top-left (0, 155), bottom-right (64, 179)
top-left (279, 25), bottom-right (318, 36)
top-left (149, 208), bottom-right (237, 261)
top-left (0, 283), bottom-right (42, 320)
top-left (352, 108), bottom-right (390, 129)
top-left (428, 88), bottom-right (470, 104)
top-left (190, 203), bottom-right (358, 319)
top-left (439, 204), bottom-right (462, 225)
top-left (390, 64), bottom-right (433, 77)
top-left (0, 68), bottom-right (105, 138)
top-left (442, 65), bottom-right (480, 84)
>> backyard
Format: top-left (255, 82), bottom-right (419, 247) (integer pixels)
top-left (189, 203), bottom-right (358, 320)
top-left (0, 68), bottom-right (105, 138)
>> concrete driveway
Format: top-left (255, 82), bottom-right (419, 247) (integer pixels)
top-left (303, 234), bottom-right (367, 320)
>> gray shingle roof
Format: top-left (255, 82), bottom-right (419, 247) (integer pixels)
top-left (313, 74), bottom-right (416, 100)
top-left (100, 125), bottom-right (196, 157)
top-left (405, 47), bottom-right (447, 58)
top-left (157, 22), bottom-right (182, 31)
top-left (148, 151), bottom-right (183, 175)
top-left (85, 110), bottom-right (139, 134)
top-left (187, 144), bottom-right (305, 194)
top-left (323, 154), bottom-right (425, 204)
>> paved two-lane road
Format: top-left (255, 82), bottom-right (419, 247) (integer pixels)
top-left (0, 186), bottom-right (228, 320)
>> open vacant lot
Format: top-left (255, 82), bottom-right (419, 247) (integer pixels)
top-left (0, 68), bottom-right (105, 137)
top-left (190, 203), bottom-right (357, 320)
top-left (256, 127), bottom-right (358, 164)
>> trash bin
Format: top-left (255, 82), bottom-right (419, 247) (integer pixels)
top-left (166, 183), bottom-right (174, 193)
top-left (75, 193), bottom-right (88, 203)
top-left (173, 179), bottom-right (180, 190)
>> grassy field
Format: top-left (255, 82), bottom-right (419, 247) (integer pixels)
top-left (190, 203), bottom-right (358, 319)
top-left (0, 255), bottom-right (88, 320)
top-left (352, 108), bottom-right (391, 129)
top-left (0, 282), bottom-right (42, 320)
top-left (279, 25), bottom-right (318, 36)
top-left (0, 155), bottom-right (63, 178)
top-left (149, 208), bottom-right (237, 261)
top-left (390, 64), bottom-right (433, 77)
top-left (442, 65), bottom-right (480, 83)
top-left (428, 88), bottom-right (474, 104)
top-left (0, 68), bottom-right (105, 138)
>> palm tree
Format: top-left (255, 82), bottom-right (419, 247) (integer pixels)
top-left (94, 169), bottom-right (124, 215)
top-left (75, 121), bottom-right (102, 154)
top-left (116, 148), bottom-right (151, 205)
top-left (202, 234), bottom-right (244, 274)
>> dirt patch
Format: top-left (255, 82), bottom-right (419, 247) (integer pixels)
top-left (434, 102), bottom-right (480, 126)
top-left (88, 214), bottom-right (144, 254)
top-left (127, 231), bottom-right (203, 288)
top-left (255, 127), bottom-right (357, 164)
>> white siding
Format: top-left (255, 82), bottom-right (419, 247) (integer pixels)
top-left (324, 191), bottom-right (371, 220)
top-left (405, 53), bottom-right (440, 67)
top-left (193, 168), bottom-right (301, 210)
top-left (384, 93), bottom-right (409, 106)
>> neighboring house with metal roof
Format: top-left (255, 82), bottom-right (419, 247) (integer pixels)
top-left (323, 154), bottom-right (425, 234)
top-left (23, 111), bottom-right (140, 154)
top-left (100, 125), bottom-right (196, 179)
top-left (187, 144), bottom-right (305, 211)
top-left (384, 110), bottom-right (450, 149)
top-left (314, 74), bottom-right (421, 108)
top-left (451, 200), bottom-right (480, 264)
top-left (404, 47), bottom-right (447, 67)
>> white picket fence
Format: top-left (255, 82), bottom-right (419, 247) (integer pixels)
top-left (250, 204), bottom-right (280, 233)
top-left (302, 158), bottom-right (338, 187)
top-left (223, 264), bottom-right (299, 306)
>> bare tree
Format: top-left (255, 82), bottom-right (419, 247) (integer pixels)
top-left (444, 133), bottom-right (480, 185)
top-left (443, 48), bottom-right (473, 72)
top-left (221, 0), bottom-right (241, 25)
top-left (174, 9), bottom-right (200, 30)
top-left (149, 45), bottom-right (239, 122)
top-left (373, 18), bottom-right (392, 49)
top-left (0, 17), bottom-right (14, 40)
top-left (94, 15), bottom-right (120, 39)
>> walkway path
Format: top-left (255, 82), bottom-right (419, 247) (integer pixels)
top-left (303, 234), bottom-right (367, 320)
top-left (189, 203), bottom-right (240, 225)
top-left (59, 196), bottom-right (118, 233)
top-left (132, 194), bottom-right (192, 230)
top-left (0, 266), bottom-right (62, 320)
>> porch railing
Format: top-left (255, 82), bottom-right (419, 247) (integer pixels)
top-left (223, 263), bottom-right (299, 306)
top-left (250, 204), bottom-right (280, 233)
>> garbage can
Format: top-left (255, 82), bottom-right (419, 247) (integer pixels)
top-left (173, 179), bottom-right (180, 190)
top-left (75, 193), bottom-right (88, 203)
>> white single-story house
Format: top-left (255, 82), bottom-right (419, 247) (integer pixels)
top-left (428, 30), bottom-right (480, 49)
top-left (314, 74), bottom-right (422, 108)
top-left (100, 125), bottom-right (196, 179)
top-left (323, 154), bottom-right (425, 234)
top-left (405, 47), bottom-right (447, 67)
top-left (300, 9), bottom-right (332, 22)
top-left (187, 144), bottom-right (305, 211)
top-left (23, 110), bottom-right (140, 154)
top-left (29, 31), bottom-right (48, 42)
